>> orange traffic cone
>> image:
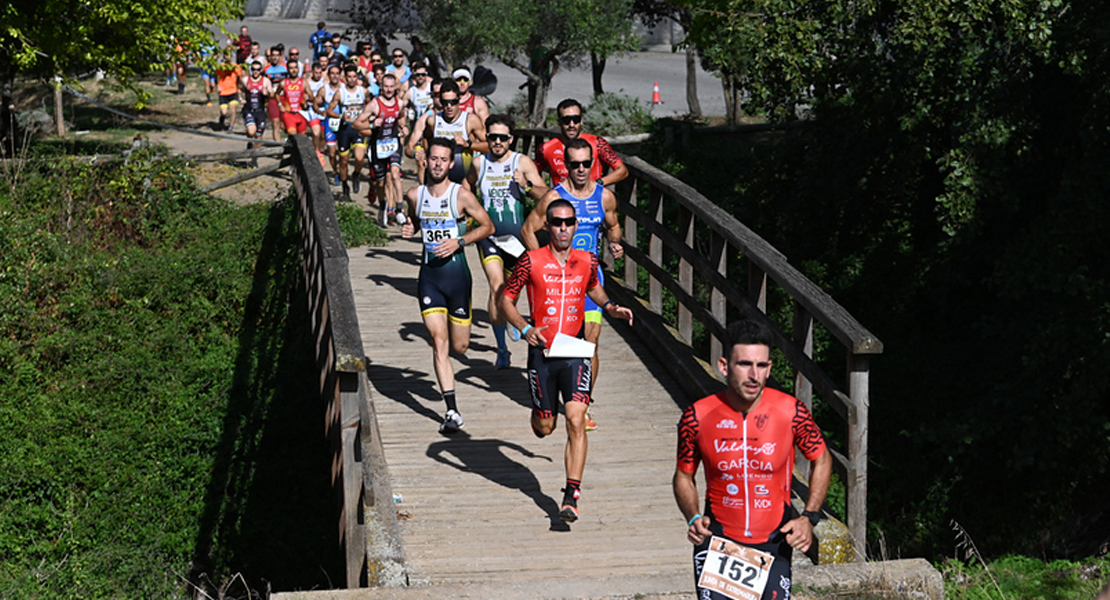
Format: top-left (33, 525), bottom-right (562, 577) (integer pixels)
top-left (652, 81), bottom-right (661, 104)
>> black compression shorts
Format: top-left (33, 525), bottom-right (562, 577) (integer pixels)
top-left (526, 344), bottom-right (592, 419)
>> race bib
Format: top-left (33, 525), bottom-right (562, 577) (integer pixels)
top-left (375, 138), bottom-right (399, 158)
top-left (697, 536), bottom-right (775, 600)
top-left (422, 219), bottom-right (459, 253)
top-left (344, 107), bottom-right (360, 122)
top-left (327, 117), bottom-right (341, 131)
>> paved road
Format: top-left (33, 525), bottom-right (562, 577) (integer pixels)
top-left (219, 17), bottom-right (726, 118)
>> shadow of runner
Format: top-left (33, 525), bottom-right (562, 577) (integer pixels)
top-left (426, 438), bottom-right (570, 532)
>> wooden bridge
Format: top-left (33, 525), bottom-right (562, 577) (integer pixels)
top-left (276, 131), bottom-right (887, 598)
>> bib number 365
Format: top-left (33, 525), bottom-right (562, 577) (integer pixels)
top-left (697, 536), bottom-right (775, 600)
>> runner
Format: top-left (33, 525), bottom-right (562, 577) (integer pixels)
top-left (499, 199), bottom-right (633, 523)
top-left (407, 63), bottom-right (435, 123)
top-left (304, 62), bottom-right (329, 157)
top-left (386, 48), bottom-right (412, 84)
top-left (354, 73), bottom-right (408, 226)
top-left (536, 98), bottom-right (629, 188)
top-left (414, 80), bottom-right (487, 183)
top-left (521, 138), bottom-right (622, 431)
top-left (309, 21), bottom-right (330, 59)
top-left (465, 114), bottom-right (547, 368)
top-left (674, 318), bottom-right (832, 600)
top-left (214, 52), bottom-right (241, 132)
top-left (277, 61), bottom-right (311, 136)
top-left (326, 65), bottom-right (369, 199)
top-left (400, 138), bottom-right (495, 434)
top-left (314, 65), bottom-right (344, 183)
top-left (263, 47), bottom-right (290, 142)
top-left (234, 26), bottom-right (252, 65)
top-left (405, 78), bottom-right (443, 186)
top-left (240, 60), bottom-right (274, 166)
top-left (452, 67), bottom-right (490, 122)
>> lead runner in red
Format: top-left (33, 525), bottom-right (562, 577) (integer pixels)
top-left (500, 198), bottom-right (633, 525)
top-left (673, 319), bottom-right (832, 600)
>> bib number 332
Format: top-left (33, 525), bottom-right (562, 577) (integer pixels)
top-left (698, 536), bottom-right (775, 600)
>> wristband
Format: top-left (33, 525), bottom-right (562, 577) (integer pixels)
top-left (688, 514), bottom-right (702, 527)
top-left (603, 300), bottom-right (615, 311)
top-left (521, 325), bottom-right (532, 337)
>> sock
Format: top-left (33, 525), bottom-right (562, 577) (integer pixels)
top-left (442, 390), bottom-right (458, 413)
top-left (493, 324), bottom-right (507, 351)
top-left (564, 479), bottom-right (581, 503)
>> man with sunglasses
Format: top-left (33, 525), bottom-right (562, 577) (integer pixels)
top-left (240, 60), bottom-right (274, 160)
top-left (406, 78), bottom-right (443, 185)
top-left (414, 80), bottom-right (487, 184)
top-left (304, 62), bottom-right (329, 158)
top-left (314, 65), bottom-right (344, 182)
top-left (264, 47), bottom-right (290, 142)
top-left (536, 98), bottom-right (629, 188)
top-left (401, 138), bottom-right (495, 434)
top-left (466, 114), bottom-right (548, 369)
top-left (452, 67), bottom-right (490, 122)
top-left (521, 138), bottom-right (623, 431)
top-left (354, 73), bottom-right (408, 226)
top-left (500, 199), bottom-right (633, 524)
top-left (386, 48), bottom-right (412, 84)
top-left (277, 60), bottom-right (310, 136)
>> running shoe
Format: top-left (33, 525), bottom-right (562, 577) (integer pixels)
top-left (559, 489), bottom-right (580, 523)
top-left (439, 410), bottom-right (464, 434)
top-left (507, 323), bottom-right (521, 342)
top-left (380, 207), bottom-right (391, 227)
top-left (394, 209), bottom-right (406, 225)
top-left (585, 407), bottom-right (598, 431)
top-left (352, 177), bottom-right (361, 194)
top-left (495, 348), bottom-right (511, 369)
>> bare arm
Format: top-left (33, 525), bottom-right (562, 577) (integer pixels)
top-left (601, 187), bottom-right (624, 259)
top-left (521, 189), bottom-right (558, 250)
top-left (515, 155), bottom-right (548, 201)
top-left (673, 469), bottom-right (711, 545)
top-left (352, 101), bottom-right (377, 136)
top-left (779, 447), bottom-right (832, 553)
top-left (326, 92), bottom-right (342, 119)
top-left (585, 285), bottom-right (633, 326)
top-left (466, 112), bottom-right (488, 154)
top-left (464, 154), bottom-right (481, 193)
top-left (473, 95), bottom-right (490, 122)
top-left (400, 187), bottom-right (420, 238)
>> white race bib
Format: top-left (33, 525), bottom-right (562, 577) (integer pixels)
top-left (327, 117), bottom-right (341, 131)
top-left (376, 138), bottom-right (399, 158)
top-left (422, 219), bottom-right (459, 253)
top-left (697, 536), bottom-right (775, 600)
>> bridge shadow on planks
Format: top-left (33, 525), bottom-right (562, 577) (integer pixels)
top-left (426, 436), bottom-right (571, 532)
top-left (189, 201), bottom-right (343, 595)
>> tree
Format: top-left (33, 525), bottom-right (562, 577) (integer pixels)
top-left (336, 0), bottom-right (419, 54)
top-left (414, 0), bottom-right (637, 127)
top-left (0, 0), bottom-right (242, 155)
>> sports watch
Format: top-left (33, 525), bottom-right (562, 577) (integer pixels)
top-left (802, 510), bottom-right (821, 526)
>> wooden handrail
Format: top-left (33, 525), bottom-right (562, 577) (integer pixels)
top-left (512, 128), bottom-right (881, 559)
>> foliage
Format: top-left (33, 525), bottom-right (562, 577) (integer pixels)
top-left (0, 148), bottom-right (341, 596)
top-left (941, 554), bottom-right (1110, 600)
top-left (584, 93), bottom-right (655, 137)
top-left (412, 0), bottom-right (638, 126)
top-left (335, 202), bottom-right (390, 248)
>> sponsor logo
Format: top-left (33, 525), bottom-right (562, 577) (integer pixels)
top-left (543, 274), bottom-right (563, 283)
top-left (567, 287), bottom-right (582, 295)
top-left (716, 458), bottom-right (773, 472)
top-left (542, 316), bottom-right (559, 324)
top-left (544, 297), bottom-right (556, 305)
top-left (752, 498), bottom-right (772, 509)
top-left (422, 296), bottom-right (431, 305)
top-left (754, 485), bottom-right (769, 496)
top-left (453, 307), bottom-right (466, 315)
top-left (568, 305), bottom-right (578, 314)
top-left (754, 413), bottom-right (769, 429)
top-left (726, 483), bottom-right (739, 495)
top-left (720, 473), bottom-right (734, 481)
top-left (717, 419), bottom-right (738, 429)
top-left (713, 440), bottom-right (777, 455)
top-left (546, 307), bottom-right (557, 315)
top-left (544, 262), bottom-right (559, 268)
top-left (722, 496), bottom-right (744, 509)
top-left (439, 200), bottom-right (449, 209)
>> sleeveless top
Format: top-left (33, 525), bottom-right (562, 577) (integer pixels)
top-left (411, 85), bottom-right (434, 117)
top-left (244, 77), bottom-right (266, 111)
top-left (338, 85), bottom-right (366, 127)
top-left (554, 182), bottom-right (606, 256)
top-left (282, 77), bottom-right (307, 112)
top-left (476, 152), bottom-right (525, 237)
top-left (433, 111), bottom-right (471, 183)
top-left (416, 183), bottom-right (468, 269)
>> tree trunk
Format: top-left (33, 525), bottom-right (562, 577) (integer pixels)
top-left (722, 75), bottom-right (742, 125)
top-left (590, 52), bottom-right (606, 96)
top-left (1, 48), bottom-right (17, 157)
top-left (528, 77), bottom-right (550, 128)
top-left (685, 45), bottom-right (701, 118)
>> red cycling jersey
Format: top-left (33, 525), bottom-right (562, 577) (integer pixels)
top-left (676, 388), bottom-right (826, 545)
top-left (502, 247), bottom-right (600, 350)
top-left (282, 77), bottom-right (307, 112)
top-left (536, 133), bottom-right (623, 186)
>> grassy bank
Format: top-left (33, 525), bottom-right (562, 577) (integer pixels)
top-left (0, 147), bottom-right (347, 597)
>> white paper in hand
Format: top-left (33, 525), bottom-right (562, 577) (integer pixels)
top-left (493, 235), bottom-right (526, 257)
top-left (545, 333), bottom-right (596, 358)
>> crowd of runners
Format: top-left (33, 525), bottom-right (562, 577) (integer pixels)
top-left (174, 24), bottom-right (833, 598)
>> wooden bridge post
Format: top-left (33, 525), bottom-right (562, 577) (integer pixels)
top-left (847, 352), bottom-right (870, 560)
top-left (748, 260), bottom-right (767, 313)
top-left (678, 206), bottom-right (695, 343)
top-left (648, 186), bottom-right (664, 313)
top-left (793, 301), bottom-right (814, 410)
top-left (709, 233), bottom-right (728, 360)
top-left (619, 179), bottom-right (639, 290)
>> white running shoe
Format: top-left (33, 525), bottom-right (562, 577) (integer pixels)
top-left (394, 210), bottom-right (406, 225)
top-left (439, 410), bottom-right (464, 434)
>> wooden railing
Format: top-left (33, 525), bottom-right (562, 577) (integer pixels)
top-left (286, 134), bottom-right (406, 587)
top-left (513, 129), bottom-right (883, 558)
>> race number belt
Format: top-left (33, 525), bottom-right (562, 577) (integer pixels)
top-left (422, 218), bottom-right (459, 253)
top-left (698, 536), bottom-right (776, 600)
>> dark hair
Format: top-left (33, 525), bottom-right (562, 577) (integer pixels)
top-left (317, 21), bottom-right (326, 29)
top-left (411, 60), bottom-right (427, 71)
top-left (564, 137), bottom-right (592, 158)
top-left (485, 114), bottom-right (514, 136)
top-left (556, 98), bottom-right (583, 114)
top-left (722, 319), bottom-right (774, 357)
top-left (546, 198), bottom-right (575, 220)
top-left (382, 72), bottom-right (397, 83)
top-left (439, 80), bottom-right (460, 97)
top-left (343, 65), bottom-right (358, 75)
top-left (428, 136), bottom-right (455, 155)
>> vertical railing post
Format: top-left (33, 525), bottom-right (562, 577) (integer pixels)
top-left (621, 179), bottom-right (639, 290)
top-left (709, 233), bottom-right (727, 360)
top-left (677, 206), bottom-right (694, 343)
top-left (847, 352), bottom-right (870, 561)
top-left (648, 186), bottom-right (664, 313)
top-left (792, 301), bottom-right (814, 410)
top-left (748, 259), bottom-right (767, 313)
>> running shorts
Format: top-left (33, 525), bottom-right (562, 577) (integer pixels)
top-left (418, 267), bottom-right (472, 326)
top-left (526, 345), bottom-right (592, 420)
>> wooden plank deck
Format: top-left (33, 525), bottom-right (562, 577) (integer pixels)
top-left (346, 222), bottom-right (700, 595)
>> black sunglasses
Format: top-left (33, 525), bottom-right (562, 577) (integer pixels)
top-left (559, 114), bottom-right (583, 125)
top-left (441, 97), bottom-right (460, 106)
top-left (547, 216), bottom-right (577, 227)
top-left (566, 159), bottom-right (592, 170)
top-left (488, 133), bottom-right (511, 142)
